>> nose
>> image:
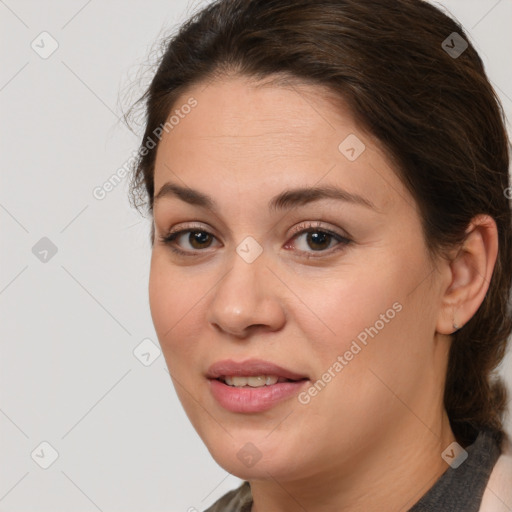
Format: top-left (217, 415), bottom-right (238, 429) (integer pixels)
top-left (207, 249), bottom-right (286, 338)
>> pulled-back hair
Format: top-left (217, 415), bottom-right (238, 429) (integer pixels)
top-left (128, 0), bottom-right (512, 447)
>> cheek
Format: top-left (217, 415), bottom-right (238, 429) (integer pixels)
top-left (290, 264), bottom-right (404, 359)
top-left (148, 251), bottom-right (212, 381)
top-left (148, 255), bottom-right (172, 339)
top-left (292, 248), bottom-right (430, 386)
top-left (148, 256), bottom-right (215, 438)
top-left (148, 253), bottom-right (192, 352)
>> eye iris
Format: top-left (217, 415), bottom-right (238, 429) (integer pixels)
top-left (190, 230), bottom-right (212, 249)
top-left (307, 231), bottom-right (330, 251)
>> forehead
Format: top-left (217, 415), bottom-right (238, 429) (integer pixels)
top-left (160, 76), bottom-right (351, 154)
top-left (153, 76), bottom-right (407, 213)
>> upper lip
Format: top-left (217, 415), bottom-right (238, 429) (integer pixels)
top-left (206, 359), bottom-right (309, 381)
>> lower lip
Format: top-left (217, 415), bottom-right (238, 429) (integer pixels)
top-left (208, 378), bottom-right (309, 413)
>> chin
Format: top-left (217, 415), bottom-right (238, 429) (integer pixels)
top-left (211, 450), bottom-right (284, 481)
top-left (203, 432), bottom-right (296, 480)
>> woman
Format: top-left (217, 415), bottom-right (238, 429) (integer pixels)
top-left (127, 0), bottom-right (512, 510)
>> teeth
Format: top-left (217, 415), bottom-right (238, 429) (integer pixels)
top-left (232, 376), bottom-right (248, 387)
top-left (247, 376), bottom-right (266, 387)
top-left (223, 375), bottom-right (281, 387)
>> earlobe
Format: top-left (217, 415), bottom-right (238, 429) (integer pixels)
top-left (451, 303), bottom-right (463, 333)
top-left (436, 214), bottom-right (498, 336)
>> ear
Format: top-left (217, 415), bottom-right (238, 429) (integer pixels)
top-left (436, 214), bottom-right (499, 335)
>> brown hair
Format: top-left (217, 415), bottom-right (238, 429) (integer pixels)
top-left (127, 0), bottom-right (512, 447)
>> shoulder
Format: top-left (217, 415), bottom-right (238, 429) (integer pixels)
top-left (203, 481), bottom-right (252, 512)
top-left (479, 434), bottom-right (512, 512)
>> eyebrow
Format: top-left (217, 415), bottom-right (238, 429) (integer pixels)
top-left (153, 182), bottom-right (376, 212)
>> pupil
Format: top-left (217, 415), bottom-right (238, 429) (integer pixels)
top-left (308, 232), bottom-right (330, 250)
top-left (191, 231), bottom-right (211, 248)
top-left (186, 231), bottom-right (331, 251)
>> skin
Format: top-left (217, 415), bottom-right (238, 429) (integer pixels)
top-left (148, 74), bottom-right (498, 511)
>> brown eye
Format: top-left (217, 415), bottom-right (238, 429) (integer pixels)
top-left (304, 231), bottom-right (332, 251)
top-left (160, 229), bottom-right (217, 252)
top-left (289, 227), bottom-right (350, 257)
top-left (187, 230), bottom-right (214, 249)
top-left (159, 223), bottom-right (351, 258)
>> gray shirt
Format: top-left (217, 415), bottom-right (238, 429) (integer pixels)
top-left (204, 429), bottom-right (502, 512)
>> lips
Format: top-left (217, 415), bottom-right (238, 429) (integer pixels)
top-left (206, 358), bottom-right (309, 381)
top-left (206, 358), bottom-right (310, 413)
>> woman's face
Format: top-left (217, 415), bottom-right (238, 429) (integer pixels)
top-left (149, 75), bottom-right (451, 482)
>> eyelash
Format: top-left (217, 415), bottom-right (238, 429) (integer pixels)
top-left (158, 221), bottom-right (352, 259)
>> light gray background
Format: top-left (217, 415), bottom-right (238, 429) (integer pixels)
top-left (1, 1), bottom-right (511, 511)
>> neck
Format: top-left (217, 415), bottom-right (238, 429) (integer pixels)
top-left (250, 412), bottom-right (456, 512)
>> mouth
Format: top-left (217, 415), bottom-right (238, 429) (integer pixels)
top-left (206, 358), bottom-right (309, 381)
top-left (206, 359), bottom-right (310, 413)
top-left (217, 375), bottom-right (306, 387)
